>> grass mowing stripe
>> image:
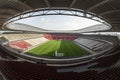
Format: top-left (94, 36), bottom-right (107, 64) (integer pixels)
top-left (29, 41), bottom-right (52, 54)
top-left (29, 40), bottom-right (61, 56)
top-left (71, 42), bottom-right (88, 56)
top-left (61, 40), bottom-right (72, 56)
top-left (44, 40), bottom-right (61, 56)
top-left (40, 41), bottom-right (56, 53)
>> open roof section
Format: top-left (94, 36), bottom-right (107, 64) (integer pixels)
top-left (3, 8), bottom-right (111, 32)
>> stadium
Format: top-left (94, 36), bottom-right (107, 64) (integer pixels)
top-left (0, 0), bottom-right (119, 80)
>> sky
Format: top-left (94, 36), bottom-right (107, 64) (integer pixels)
top-left (14, 15), bottom-right (101, 30)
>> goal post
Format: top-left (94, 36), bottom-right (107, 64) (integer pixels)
top-left (55, 50), bottom-right (64, 57)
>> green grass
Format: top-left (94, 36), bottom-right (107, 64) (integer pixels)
top-left (28, 40), bottom-right (90, 57)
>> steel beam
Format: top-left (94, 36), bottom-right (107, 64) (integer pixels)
top-left (99, 10), bottom-right (120, 16)
top-left (44, 0), bottom-right (51, 8)
top-left (69, 0), bottom-right (77, 8)
top-left (87, 0), bottom-right (113, 11)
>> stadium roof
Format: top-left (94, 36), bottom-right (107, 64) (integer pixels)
top-left (6, 23), bottom-right (110, 33)
top-left (0, 0), bottom-right (120, 31)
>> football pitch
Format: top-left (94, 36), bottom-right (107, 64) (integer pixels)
top-left (27, 40), bottom-right (90, 57)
